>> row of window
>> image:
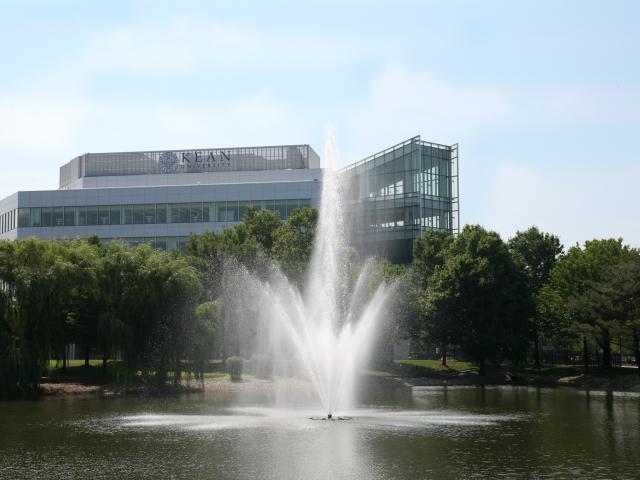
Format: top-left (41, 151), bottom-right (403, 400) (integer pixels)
top-left (345, 168), bottom-right (451, 201)
top-left (1, 209), bottom-right (15, 234)
top-left (16, 199), bottom-right (311, 228)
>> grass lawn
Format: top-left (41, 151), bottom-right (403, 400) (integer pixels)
top-left (516, 363), bottom-right (639, 377)
top-left (202, 371), bottom-right (257, 382)
top-left (366, 360), bottom-right (639, 379)
top-left (48, 359), bottom-right (105, 368)
top-left (361, 359), bottom-right (477, 378)
top-left (395, 359), bottom-right (475, 372)
top-left (45, 358), bottom-right (262, 384)
top-left (364, 369), bottom-right (394, 377)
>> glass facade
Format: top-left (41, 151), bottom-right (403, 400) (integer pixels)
top-left (341, 136), bottom-right (459, 262)
top-left (14, 199), bottom-right (310, 229)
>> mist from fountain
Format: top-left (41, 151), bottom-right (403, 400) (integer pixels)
top-left (226, 132), bottom-right (394, 418)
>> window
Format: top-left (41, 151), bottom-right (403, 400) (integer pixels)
top-left (64, 207), bottom-right (75, 226)
top-left (12, 199), bottom-right (313, 229)
top-left (220, 201), bottom-right (238, 222)
top-left (156, 204), bottom-right (167, 223)
top-left (203, 203), bottom-right (212, 222)
top-left (76, 206), bottom-right (87, 226)
top-left (122, 205), bottom-right (133, 225)
top-left (52, 207), bottom-right (64, 227)
top-left (190, 202), bottom-right (203, 222)
top-left (110, 205), bottom-right (121, 225)
top-left (170, 203), bottom-right (189, 223)
top-left (274, 200), bottom-right (287, 219)
top-left (143, 205), bottom-right (155, 224)
top-left (18, 208), bottom-right (30, 228)
top-left (87, 206), bottom-right (98, 226)
top-left (169, 204), bottom-right (180, 223)
top-left (98, 206), bottom-right (110, 225)
top-left (213, 202), bottom-right (226, 222)
top-left (30, 207), bottom-right (41, 227)
top-left (133, 205), bottom-right (145, 224)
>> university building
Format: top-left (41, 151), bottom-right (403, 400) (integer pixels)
top-left (0, 136), bottom-right (458, 262)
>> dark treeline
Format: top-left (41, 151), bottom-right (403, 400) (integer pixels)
top-left (1, 208), bottom-right (639, 397)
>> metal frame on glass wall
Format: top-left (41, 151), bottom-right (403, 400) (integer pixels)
top-left (340, 135), bottom-right (459, 261)
top-left (341, 136), bottom-right (458, 234)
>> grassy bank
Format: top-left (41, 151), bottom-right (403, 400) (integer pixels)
top-left (366, 359), bottom-right (640, 391)
top-left (38, 358), bottom-right (640, 397)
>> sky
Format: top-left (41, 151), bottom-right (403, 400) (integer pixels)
top-left (0, 0), bottom-right (638, 248)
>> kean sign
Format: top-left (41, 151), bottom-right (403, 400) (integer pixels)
top-left (158, 150), bottom-right (232, 173)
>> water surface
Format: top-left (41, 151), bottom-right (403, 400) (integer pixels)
top-left (1, 385), bottom-right (639, 479)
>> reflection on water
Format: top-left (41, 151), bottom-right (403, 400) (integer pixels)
top-left (1, 386), bottom-right (639, 479)
top-left (113, 407), bottom-right (520, 430)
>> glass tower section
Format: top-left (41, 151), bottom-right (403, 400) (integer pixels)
top-left (341, 136), bottom-right (459, 263)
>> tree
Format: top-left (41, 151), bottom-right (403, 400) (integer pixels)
top-left (413, 230), bottom-right (455, 365)
top-left (0, 239), bottom-right (58, 395)
top-left (243, 206), bottom-right (282, 253)
top-left (95, 241), bottom-right (129, 376)
top-left (508, 227), bottom-right (563, 365)
top-left (549, 239), bottom-right (634, 369)
top-left (53, 240), bottom-right (100, 370)
top-left (272, 207), bottom-right (318, 284)
top-left (116, 244), bottom-right (202, 385)
top-left (427, 225), bottom-right (534, 375)
top-left (413, 230), bottom-right (454, 289)
top-left (193, 300), bottom-right (222, 384)
top-left (574, 250), bottom-right (640, 374)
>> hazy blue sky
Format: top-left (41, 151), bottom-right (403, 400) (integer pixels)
top-left (1, 0), bottom-right (638, 247)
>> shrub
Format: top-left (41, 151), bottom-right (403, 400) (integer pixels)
top-left (248, 354), bottom-right (273, 379)
top-left (226, 356), bottom-right (244, 381)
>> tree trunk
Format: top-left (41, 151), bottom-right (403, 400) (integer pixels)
top-left (533, 333), bottom-right (540, 366)
top-left (441, 343), bottom-right (447, 367)
top-left (601, 328), bottom-right (612, 369)
top-left (84, 345), bottom-right (90, 368)
top-left (102, 355), bottom-right (108, 377)
top-left (478, 358), bottom-right (486, 377)
top-left (583, 336), bottom-right (589, 374)
top-left (62, 346), bottom-right (67, 373)
top-left (634, 330), bottom-right (640, 377)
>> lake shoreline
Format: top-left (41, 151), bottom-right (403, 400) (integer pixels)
top-left (394, 370), bottom-right (640, 392)
top-left (33, 368), bottom-right (640, 399)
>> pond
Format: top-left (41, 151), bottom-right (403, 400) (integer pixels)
top-left (1, 385), bottom-right (639, 479)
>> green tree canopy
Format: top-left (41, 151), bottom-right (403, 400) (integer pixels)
top-left (508, 226), bottom-right (563, 365)
top-left (548, 238), bottom-right (635, 368)
top-left (426, 225), bottom-right (534, 374)
top-left (272, 207), bottom-right (318, 284)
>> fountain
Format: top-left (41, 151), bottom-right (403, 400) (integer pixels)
top-left (226, 132), bottom-right (395, 418)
